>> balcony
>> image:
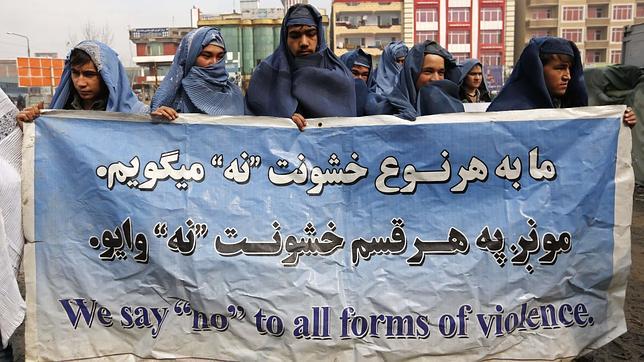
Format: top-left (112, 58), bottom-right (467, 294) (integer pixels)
top-left (586, 0), bottom-right (610, 4)
top-left (527, 0), bottom-right (559, 7)
top-left (333, 2), bottom-right (401, 13)
top-left (585, 40), bottom-right (610, 49)
top-left (334, 24), bottom-right (402, 35)
top-left (586, 17), bottom-right (610, 27)
top-left (526, 18), bottom-right (558, 28)
top-left (130, 28), bottom-right (169, 40)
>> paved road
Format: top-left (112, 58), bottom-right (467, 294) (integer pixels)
top-left (577, 188), bottom-right (644, 361)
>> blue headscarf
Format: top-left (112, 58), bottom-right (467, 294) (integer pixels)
top-left (50, 40), bottom-right (148, 114)
top-left (487, 37), bottom-right (587, 111)
top-left (372, 41), bottom-right (408, 96)
top-left (245, 4), bottom-right (356, 118)
top-left (151, 27), bottom-right (244, 115)
top-left (457, 59), bottom-right (491, 102)
top-left (387, 40), bottom-right (463, 120)
top-left (340, 48), bottom-right (374, 88)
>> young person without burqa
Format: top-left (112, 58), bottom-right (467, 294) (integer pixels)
top-left (245, 4), bottom-right (356, 131)
top-left (487, 36), bottom-right (637, 127)
top-left (458, 59), bottom-right (492, 103)
top-left (151, 27), bottom-right (243, 120)
top-left (387, 40), bottom-right (464, 121)
top-left (372, 41), bottom-right (408, 96)
top-left (16, 41), bottom-right (148, 124)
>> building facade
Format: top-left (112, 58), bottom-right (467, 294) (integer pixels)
top-left (331, 0), bottom-right (404, 62)
top-left (402, 0), bottom-right (514, 69)
top-left (517, 0), bottom-right (644, 65)
top-left (128, 27), bottom-right (195, 100)
top-left (240, 0), bottom-right (284, 19)
top-left (0, 60), bottom-right (26, 102)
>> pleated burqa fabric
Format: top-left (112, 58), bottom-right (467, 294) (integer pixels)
top-left (151, 27), bottom-right (244, 115)
top-left (0, 89), bottom-right (25, 349)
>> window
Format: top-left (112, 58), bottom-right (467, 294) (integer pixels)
top-left (611, 27), bottom-right (624, 42)
top-left (585, 50), bottom-right (603, 64)
top-left (480, 30), bottom-right (502, 44)
top-left (480, 52), bottom-right (502, 66)
top-left (532, 8), bottom-right (553, 20)
top-left (587, 28), bottom-right (603, 41)
top-left (588, 6), bottom-right (605, 18)
top-left (452, 53), bottom-right (470, 63)
top-left (448, 30), bottom-right (470, 44)
top-left (563, 6), bottom-right (584, 21)
top-left (416, 8), bottom-right (438, 23)
top-left (481, 8), bottom-right (502, 22)
top-left (147, 43), bottom-right (163, 56)
top-left (613, 5), bottom-right (633, 20)
top-left (448, 7), bottom-right (470, 23)
top-left (611, 50), bottom-right (622, 64)
top-left (561, 29), bottom-right (583, 43)
top-left (416, 31), bottom-right (438, 43)
top-left (638, 4), bottom-right (644, 18)
top-left (344, 37), bottom-right (365, 48)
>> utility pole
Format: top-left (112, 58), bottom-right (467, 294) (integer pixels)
top-left (7, 32), bottom-right (32, 105)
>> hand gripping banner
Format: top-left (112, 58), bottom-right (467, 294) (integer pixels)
top-left (22, 106), bottom-right (632, 360)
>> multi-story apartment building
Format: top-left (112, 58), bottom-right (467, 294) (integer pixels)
top-left (402, 0), bottom-right (515, 68)
top-left (517, 1), bottom-right (644, 65)
top-left (331, 0), bottom-right (404, 62)
top-left (397, 1), bottom-right (515, 91)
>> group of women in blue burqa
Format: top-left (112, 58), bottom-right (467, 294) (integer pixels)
top-left (16, 4), bottom-right (636, 128)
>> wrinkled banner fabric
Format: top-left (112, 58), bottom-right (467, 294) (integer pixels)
top-left (23, 106), bottom-right (632, 361)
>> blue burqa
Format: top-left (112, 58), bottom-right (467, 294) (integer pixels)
top-left (340, 48), bottom-right (375, 89)
top-left (387, 41), bottom-right (463, 120)
top-left (50, 40), bottom-right (148, 113)
top-left (487, 37), bottom-right (587, 111)
top-left (457, 59), bottom-right (492, 103)
top-left (372, 41), bottom-right (408, 96)
top-left (339, 48), bottom-right (394, 115)
top-left (151, 27), bottom-right (244, 115)
top-left (245, 4), bottom-right (356, 118)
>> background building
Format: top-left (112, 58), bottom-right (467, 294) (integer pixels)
top-left (128, 27), bottom-right (196, 101)
top-left (241, 0), bottom-right (284, 18)
top-left (0, 60), bottom-right (26, 102)
top-left (398, 0), bottom-right (515, 91)
top-left (331, 0), bottom-right (404, 63)
top-left (516, 0), bottom-right (644, 66)
top-left (403, 0), bottom-right (515, 68)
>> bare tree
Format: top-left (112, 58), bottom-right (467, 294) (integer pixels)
top-left (67, 22), bottom-right (114, 47)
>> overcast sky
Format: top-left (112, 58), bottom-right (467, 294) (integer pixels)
top-left (0, 0), bottom-right (331, 65)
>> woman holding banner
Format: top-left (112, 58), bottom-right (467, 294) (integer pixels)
top-left (487, 36), bottom-right (636, 127)
top-left (150, 27), bottom-right (244, 120)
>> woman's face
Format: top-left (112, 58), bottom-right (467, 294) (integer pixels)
top-left (464, 65), bottom-right (483, 90)
top-left (415, 53), bottom-right (445, 90)
top-left (195, 44), bottom-right (225, 67)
